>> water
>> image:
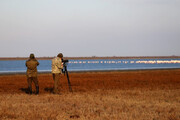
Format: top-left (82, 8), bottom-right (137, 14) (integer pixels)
top-left (0, 58), bottom-right (180, 74)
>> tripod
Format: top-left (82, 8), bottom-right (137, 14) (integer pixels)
top-left (62, 60), bottom-right (73, 92)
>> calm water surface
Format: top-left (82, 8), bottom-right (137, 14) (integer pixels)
top-left (0, 58), bottom-right (180, 74)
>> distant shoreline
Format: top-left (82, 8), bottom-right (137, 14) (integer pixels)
top-left (0, 56), bottom-right (180, 61)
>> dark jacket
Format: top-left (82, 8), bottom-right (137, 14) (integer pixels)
top-left (26, 58), bottom-right (39, 77)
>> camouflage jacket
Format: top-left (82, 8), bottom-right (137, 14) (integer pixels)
top-left (26, 59), bottom-right (39, 77)
top-left (52, 57), bottom-right (63, 74)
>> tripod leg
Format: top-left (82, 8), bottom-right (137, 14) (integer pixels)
top-left (65, 67), bottom-right (72, 92)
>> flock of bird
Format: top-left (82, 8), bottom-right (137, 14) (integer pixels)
top-left (68, 60), bottom-right (180, 64)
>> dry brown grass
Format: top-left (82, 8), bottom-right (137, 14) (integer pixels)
top-left (0, 69), bottom-right (180, 120)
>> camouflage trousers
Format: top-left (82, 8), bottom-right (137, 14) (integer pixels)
top-left (27, 76), bottom-right (39, 94)
top-left (52, 73), bottom-right (61, 94)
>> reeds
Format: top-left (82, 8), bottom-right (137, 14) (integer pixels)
top-left (0, 69), bottom-right (179, 120)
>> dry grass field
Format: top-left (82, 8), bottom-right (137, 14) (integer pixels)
top-left (0, 69), bottom-right (180, 120)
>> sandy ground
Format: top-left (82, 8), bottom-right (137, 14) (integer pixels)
top-left (0, 69), bottom-right (180, 120)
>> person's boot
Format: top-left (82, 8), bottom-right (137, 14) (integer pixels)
top-left (36, 86), bottom-right (39, 95)
top-left (29, 87), bottom-right (32, 95)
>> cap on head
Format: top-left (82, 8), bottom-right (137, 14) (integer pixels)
top-left (30, 53), bottom-right (35, 59)
top-left (57, 53), bottom-right (63, 58)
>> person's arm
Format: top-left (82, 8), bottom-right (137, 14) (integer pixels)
top-left (56, 59), bottom-right (63, 69)
top-left (37, 61), bottom-right (39, 66)
top-left (25, 61), bottom-right (27, 67)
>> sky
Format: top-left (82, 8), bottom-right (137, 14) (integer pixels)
top-left (0, 0), bottom-right (180, 57)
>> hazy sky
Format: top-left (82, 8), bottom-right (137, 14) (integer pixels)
top-left (0, 0), bottom-right (180, 57)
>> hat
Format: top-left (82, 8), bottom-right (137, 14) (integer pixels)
top-left (30, 54), bottom-right (35, 59)
top-left (57, 53), bottom-right (63, 58)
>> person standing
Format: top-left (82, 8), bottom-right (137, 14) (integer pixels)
top-left (26, 53), bottom-right (39, 94)
top-left (51, 53), bottom-right (63, 94)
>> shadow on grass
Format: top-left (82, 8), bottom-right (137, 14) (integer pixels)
top-left (19, 88), bottom-right (29, 94)
top-left (44, 87), bottom-right (53, 93)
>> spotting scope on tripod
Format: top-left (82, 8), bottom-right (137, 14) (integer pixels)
top-left (62, 59), bottom-right (73, 92)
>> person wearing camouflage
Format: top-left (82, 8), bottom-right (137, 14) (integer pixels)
top-left (26, 53), bottom-right (39, 94)
top-left (51, 53), bottom-right (63, 94)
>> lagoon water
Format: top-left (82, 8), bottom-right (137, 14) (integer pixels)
top-left (0, 58), bottom-right (180, 74)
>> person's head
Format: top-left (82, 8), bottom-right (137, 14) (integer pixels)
top-left (29, 53), bottom-right (35, 59)
top-left (57, 53), bottom-right (63, 58)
